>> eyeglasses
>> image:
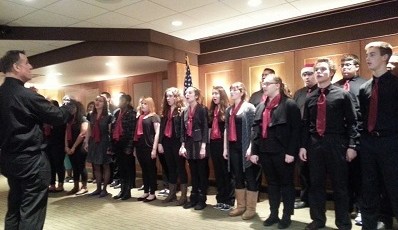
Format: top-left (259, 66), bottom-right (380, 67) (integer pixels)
top-left (262, 82), bottom-right (278, 86)
top-left (340, 63), bottom-right (356, 68)
top-left (302, 71), bottom-right (314, 76)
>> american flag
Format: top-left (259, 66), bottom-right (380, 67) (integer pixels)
top-left (184, 56), bottom-right (192, 93)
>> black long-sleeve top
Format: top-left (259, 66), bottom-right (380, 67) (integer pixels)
top-left (111, 105), bottom-right (137, 152)
top-left (0, 77), bottom-right (72, 154)
top-left (335, 75), bottom-right (367, 131)
top-left (159, 108), bottom-right (182, 143)
top-left (249, 89), bottom-right (263, 107)
top-left (293, 85), bottom-right (318, 118)
top-left (301, 84), bottom-right (359, 149)
top-left (252, 96), bottom-right (301, 157)
top-left (358, 71), bottom-right (398, 134)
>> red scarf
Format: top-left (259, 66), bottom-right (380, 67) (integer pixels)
top-left (113, 109), bottom-right (125, 142)
top-left (66, 115), bottom-right (75, 143)
top-left (262, 94), bottom-right (281, 138)
top-left (92, 115), bottom-right (102, 143)
top-left (134, 113), bottom-right (148, 141)
top-left (164, 109), bottom-right (173, 138)
top-left (186, 105), bottom-right (197, 137)
top-left (228, 101), bottom-right (244, 141)
top-left (210, 106), bottom-right (221, 140)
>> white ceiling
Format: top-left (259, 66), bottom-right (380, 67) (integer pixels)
top-left (0, 0), bottom-right (372, 88)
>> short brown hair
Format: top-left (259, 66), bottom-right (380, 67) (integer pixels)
top-left (341, 54), bottom-right (360, 65)
top-left (365, 41), bottom-right (393, 63)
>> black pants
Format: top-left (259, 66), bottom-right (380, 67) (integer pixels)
top-left (296, 158), bottom-right (310, 203)
top-left (360, 134), bottom-right (398, 230)
top-left (229, 142), bottom-right (259, 191)
top-left (163, 137), bottom-right (187, 184)
top-left (136, 145), bottom-right (157, 195)
top-left (158, 152), bottom-right (169, 188)
top-left (1, 151), bottom-right (51, 230)
top-left (69, 149), bottom-right (87, 183)
top-left (307, 135), bottom-right (351, 229)
top-left (210, 140), bottom-right (234, 205)
top-left (188, 158), bottom-right (209, 202)
top-left (111, 154), bottom-right (119, 182)
top-left (46, 144), bottom-right (65, 185)
top-left (348, 154), bottom-right (361, 213)
top-left (260, 152), bottom-right (295, 217)
top-left (114, 143), bottom-right (136, 188)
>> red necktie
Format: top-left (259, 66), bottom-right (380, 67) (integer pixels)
top-left (316, 88), bottom-right (326, 136)
top-left (368, 78), bottom-right (379, 132)
top-left (343, 80), bottom-right (350, 91)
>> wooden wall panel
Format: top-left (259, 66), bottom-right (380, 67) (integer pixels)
top-left (242, 52), bottom-right (295, 96)
top-left (199, 60), bottom-right (242, 107)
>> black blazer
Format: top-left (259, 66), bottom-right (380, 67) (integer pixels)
top-left (252, 96), bottom-right (301, 156)
top-left (181, 104), bottom-right (209, 143)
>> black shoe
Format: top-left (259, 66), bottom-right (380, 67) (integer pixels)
top-left (113, 191), bottom-right (123, 199)
top-left (194, 202), bottom-right (207, 210)
top-left (99, 190), bottom-right (108, 198)
top-left (294, 200), bottom-right (308, 209)
top-left (263, 216), bottom-right (280, 226)
top-left (137, 194), bottom-right (149, 201)
top-left (183, 201), bottom-right (197, 209)
top-left (305, 221), bottom-right (324, 230)
top-left (143, 196), bottom-right (156, 202)
top-left (89, 189), bottom-right (101, 196)
top-left (278, 218), bottom-right (291, 229)
top-left (120, 194), bottom-right (131, 200)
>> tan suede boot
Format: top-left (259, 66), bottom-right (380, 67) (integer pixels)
top-left (176, 184), bottom-right (188, 206)
top-left (163, 184), bottom-right (177, 203)
top-left (229, 189), bottom-right (246, 217)
top-left (242, 190), bottom-right (258, 220)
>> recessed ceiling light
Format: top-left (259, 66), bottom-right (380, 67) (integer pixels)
top-left (248, 0), bottom-right (262, 7)
top-left (171, 20), bottom-right (183, 27)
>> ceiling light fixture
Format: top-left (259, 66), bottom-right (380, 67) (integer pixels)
top-left (171, 20), bottom-right (183, 27)
top-left (248, 0), bottom-right (262, 7)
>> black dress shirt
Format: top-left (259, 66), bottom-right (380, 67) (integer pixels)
top-left (358, 71), bottom-right (398, 134)
top-left (249, 89), bottom-right (264, 107)
top-left (0, 77), bottom-right (72, 155)
top-left (301, 84), bottom-right (359, 148)
top-left (293, 85), bottom-right (318, 118)
top-left (335, 75), bottom-right (367, 131)
top-left (335, 75), bottom-right (368, 97)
